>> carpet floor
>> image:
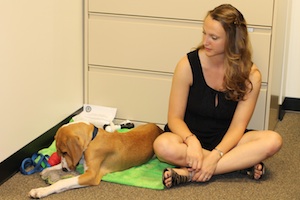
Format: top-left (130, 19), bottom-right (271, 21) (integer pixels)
top-left (1, 112), bottom-right (299, 200)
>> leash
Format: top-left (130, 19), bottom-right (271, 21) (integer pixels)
top-left (20, 153), bottom-right (51, 175)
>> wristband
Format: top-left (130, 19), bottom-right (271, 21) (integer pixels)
top-left (214, 148), bottom-right (224, 158)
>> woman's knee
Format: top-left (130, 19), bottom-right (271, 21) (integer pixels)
top-left (153, 133), bottom-right (181, 161)
top-left (153, 134), bottom-right (170, 157)
top-left (153, 134), bottom-right (164, 154)
top-left (265, 130), bottom-right (283, 156)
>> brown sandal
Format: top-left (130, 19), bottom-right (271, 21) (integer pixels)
top-left (162, 168), bottom-right (192, 188)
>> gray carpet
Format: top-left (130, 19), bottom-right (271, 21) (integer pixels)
top-left (1, 112), bottom-right (299, 200)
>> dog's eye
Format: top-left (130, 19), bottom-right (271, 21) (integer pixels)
top-left (62, 152), bottom-right (67, 156)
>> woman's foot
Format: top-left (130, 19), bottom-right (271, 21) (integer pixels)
top-left (163, 168), bottom-right (191, 188)
top-left (240, 162), bottom-right (266, 180)
top-left (253, 163), bottom-right (266, 179)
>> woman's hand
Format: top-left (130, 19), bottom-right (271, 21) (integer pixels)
top-left (185, 137), bottom-right (203, 171)
top-left (192, 150), bottom-right (220, 182)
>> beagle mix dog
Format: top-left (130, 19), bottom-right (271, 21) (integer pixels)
top-left (29, 121), bottom-right (163, 198)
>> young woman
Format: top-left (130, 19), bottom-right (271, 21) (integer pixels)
top-left (153, 4), bottom-right (282, 188)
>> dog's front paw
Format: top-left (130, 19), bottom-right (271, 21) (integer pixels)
top-left (28, 187), bottom-right (49, 199)
top-left (40, 169), bottom-right (51, 180)
top-left (40, 164), bottom-right (62, 180)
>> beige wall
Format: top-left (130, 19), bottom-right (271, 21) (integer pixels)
top-left (285, 0), bottom-right (300, 98)
top-left (0, 1), bottom-right (83, 162)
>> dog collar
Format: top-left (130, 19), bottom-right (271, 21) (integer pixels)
top-left (92, 126), bottom-right (98, 140)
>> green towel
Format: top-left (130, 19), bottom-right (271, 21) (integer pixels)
top-left (38, 140), bottom-right (56, 156)
top-left (102, 157), bottom-right (173, 190)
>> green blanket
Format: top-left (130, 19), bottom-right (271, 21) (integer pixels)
top-left (102, 157), bottom-right (172, 190)
top-left (38, 138), bottom-right (173, 190)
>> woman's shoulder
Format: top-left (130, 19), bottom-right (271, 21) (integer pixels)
top-left (173, 55), bottom-right (193, 86)
top-left (177, 49), bottom-right (200, 70)
top-left (175, 54), bottom-right (191, 72)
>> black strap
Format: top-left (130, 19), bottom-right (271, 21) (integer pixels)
top-left (92, 126), bottom-right (98, 140)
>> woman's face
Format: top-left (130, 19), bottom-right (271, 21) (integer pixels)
top-left (202, 15), bottom-right (226, 58)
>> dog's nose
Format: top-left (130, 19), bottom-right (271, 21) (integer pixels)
top-left (62, 167), bottom-right (68, 172)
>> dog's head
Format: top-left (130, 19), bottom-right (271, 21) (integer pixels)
top-left (55, 122), bottom-right (92, 171)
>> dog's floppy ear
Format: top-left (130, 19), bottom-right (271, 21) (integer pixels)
top-left (67, 135), bottom-right (84, 170)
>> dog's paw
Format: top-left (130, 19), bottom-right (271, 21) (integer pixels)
top-left (28, 187), bottom-right (49, 199)
top-left (40, 164), bottom-right (62, 178)
top-left (40, 170), bottom-right (55, 181)
top-left (40, 167), bottom-right (52, 177)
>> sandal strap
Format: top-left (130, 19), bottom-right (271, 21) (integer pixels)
top-left (163, 168), bottom-right (191, 188)
top-left (171, 170), bottom-right (190, 186)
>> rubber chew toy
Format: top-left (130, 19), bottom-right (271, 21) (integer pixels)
top-left (103, 121), bottom-right (134, 132)
top-left (48, 152), bottom-right (61, 166)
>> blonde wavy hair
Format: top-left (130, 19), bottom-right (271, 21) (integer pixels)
top-left (198, 4), bottom-right (253, 101)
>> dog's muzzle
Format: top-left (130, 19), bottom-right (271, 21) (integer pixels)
top-left (62, 167), bottom-right (69, 172)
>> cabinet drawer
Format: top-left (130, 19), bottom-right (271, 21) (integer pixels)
top-left (88, 67), bottom-right (172, 124)
top-left (89, 14), bottom-right (201, 73)
top-left (89, 14), bottom-right (270, 82)
top-left (249, 28), bottom-right (272, 83)
top-left (89, 0), bottom-right (274, 26)
top-left (248, 85), bottom-right (267, 130)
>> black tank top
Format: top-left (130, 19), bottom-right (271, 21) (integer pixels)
top-left (165, 49), bottom-right (238, 150)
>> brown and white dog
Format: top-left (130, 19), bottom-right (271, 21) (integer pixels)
top-left (29, 121), bottom-right (163, 198)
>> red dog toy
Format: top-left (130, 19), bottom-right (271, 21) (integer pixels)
top-left (48, 152), bottom-right (61, 166)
